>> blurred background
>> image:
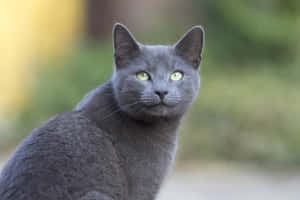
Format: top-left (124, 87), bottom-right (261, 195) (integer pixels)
top-left (1, 0), bottom-right (300, 199)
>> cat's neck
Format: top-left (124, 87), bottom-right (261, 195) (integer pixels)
top-left (75, 81), bottom-right (182, 136)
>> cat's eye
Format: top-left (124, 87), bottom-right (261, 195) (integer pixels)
top-left (170, 71), bottom-right (183, 81)
top-left (136, 71), bottom-right (150, 81)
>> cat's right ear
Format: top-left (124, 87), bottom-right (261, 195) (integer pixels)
top-left (113, 23), bottom-right (140, 68)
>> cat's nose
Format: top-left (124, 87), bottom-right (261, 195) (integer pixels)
top-left (155, 90), bottom-right (168, 100)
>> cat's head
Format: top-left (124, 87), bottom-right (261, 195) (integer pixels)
top-left (111, 23), bottom-right (204, 121)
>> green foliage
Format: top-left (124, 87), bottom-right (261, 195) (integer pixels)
top-left (189, 0), bottom-right (300, 64)
top-left (180, 64), bottom-right (300, 165)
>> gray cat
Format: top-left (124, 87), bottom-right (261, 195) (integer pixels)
top-left (0, 23), bottom-right (204, 200)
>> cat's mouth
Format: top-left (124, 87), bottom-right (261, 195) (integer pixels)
top-left (158, 102), bottom-right (176, 108)
top-left (141, 101), bottom-right (176, 116)
top-left (144, 101), bottom-right (176, 108)
top-left (139, 96), bottom-right (180, 117)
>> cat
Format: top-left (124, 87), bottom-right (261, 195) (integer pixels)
top-left (0, 23), bottom-right (204, 200)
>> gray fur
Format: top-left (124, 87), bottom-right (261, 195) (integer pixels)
top-left (0, 23), bottom-right (204, 200)
top-left (80, 191), bottom-right (114, 200)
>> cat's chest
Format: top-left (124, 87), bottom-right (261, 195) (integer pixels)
top-left (114, 128), bottom-right (177, 200)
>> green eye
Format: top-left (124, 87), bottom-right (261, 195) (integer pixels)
top-left (170, 71), bottom-right (183, 81)
top-left (136, 71), bottom-right (150, 81)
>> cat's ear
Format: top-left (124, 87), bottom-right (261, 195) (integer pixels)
top-left (174, 26), bottom-right (205, 69)
top-left (113, 23), bottom-right (140, 68)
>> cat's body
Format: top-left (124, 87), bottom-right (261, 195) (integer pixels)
top-left (0, 24), bottom-right (204, 200)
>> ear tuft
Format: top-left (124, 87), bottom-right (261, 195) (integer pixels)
top-left (113, 23), bottom-right (139, 68)
top-left (174, 26), bottom-right (205, 69)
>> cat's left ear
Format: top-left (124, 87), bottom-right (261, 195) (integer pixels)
top-left (174, 26), bottom-right (205, 69)
top-left (113, 23), bottom-right (140, 68)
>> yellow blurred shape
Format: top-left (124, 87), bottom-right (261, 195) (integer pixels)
top-left (0, 0), bottom-right (84, 114)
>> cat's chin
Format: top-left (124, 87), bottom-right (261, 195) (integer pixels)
top-left (145, 105), bottom-right (170, 117)
top-left (140, 104), bottom-right (183, 119)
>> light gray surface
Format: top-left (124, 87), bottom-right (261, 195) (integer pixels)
top-left (157, 164), bottom-right (300, 200)
top-left (1, 157), bottom-right (300, 200)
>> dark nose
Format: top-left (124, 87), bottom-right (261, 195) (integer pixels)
top-left (155, 90), bottom-right (168, 100)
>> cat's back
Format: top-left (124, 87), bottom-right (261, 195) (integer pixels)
top-left (0, 111), bottom-right (127, 200)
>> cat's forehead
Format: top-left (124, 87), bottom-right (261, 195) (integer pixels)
top-left (139, 45), bottom-right (178, 66)
top-left (141, 45), bottom-right (173, 56)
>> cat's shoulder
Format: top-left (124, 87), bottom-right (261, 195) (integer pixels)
top-left (3, 110), bottom-right (117, 173)
top-left (18, 110), bottom-right (114, 157)
top-left (32, 110), bottom-right (108, 140)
